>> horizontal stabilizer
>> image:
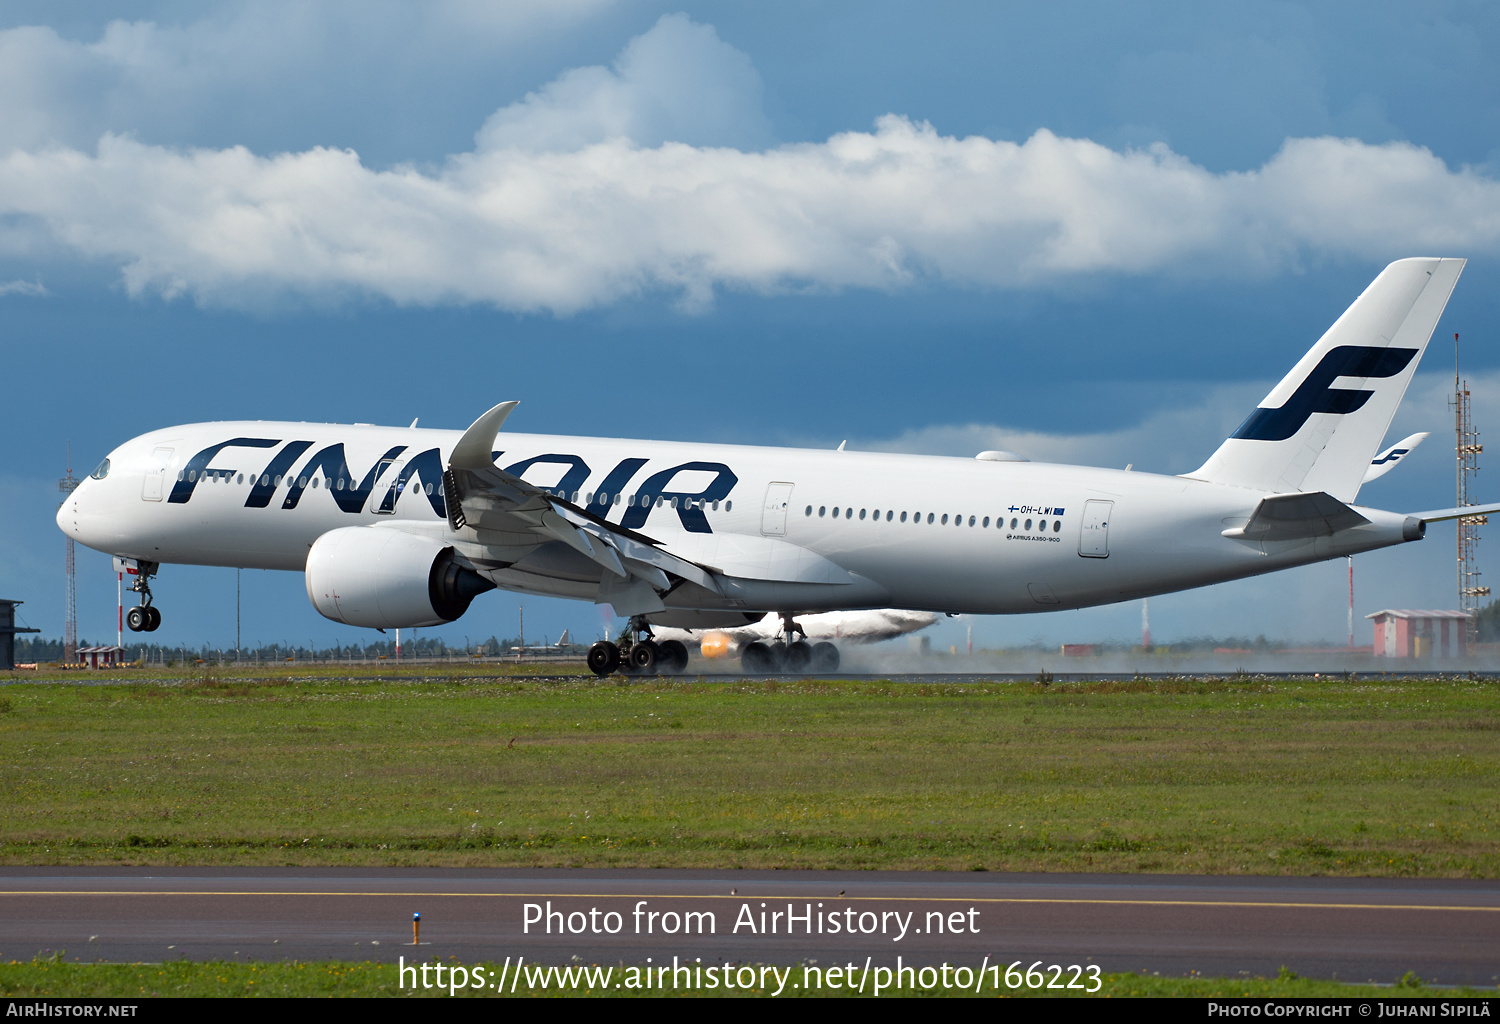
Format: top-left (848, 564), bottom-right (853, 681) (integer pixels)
top-left (1408, 502), bottom-right (1500, 524)
top-left (1362, 432), bottom-right (1429, 484)
top-left (1222, 491), bottom-right (1370, 541)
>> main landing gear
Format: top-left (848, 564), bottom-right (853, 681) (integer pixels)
top-left (123, 562), bottom-right (162, 633)
top-left (587, 617), bottom-right (690, 678)
top-left (739, 614), bottom-right (839, 675)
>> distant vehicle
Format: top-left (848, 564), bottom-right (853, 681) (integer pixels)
top-left (59, 258), bottom-right (1495, 678)
top-left (655, 609), bottom-right (936, 664)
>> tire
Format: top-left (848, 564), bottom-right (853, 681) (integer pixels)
top-left (629, 640), bottom-right (659, 674)
top-left (765, 642), bottom-right (788, 673)
top-left (657, 639), bottom-right (689, 675)
top-left (786, 640), bottom-right (812, 672)
top-left (740, 641), bottom-right (770, 674)
top-left (125, 606), bottom-right (147, 633)
top-left (587, 641), bottom-right (620, 677)
top-left (144, 606), bottom-right (162, 632)
top-left (810, 641), bottom-right (840, 673)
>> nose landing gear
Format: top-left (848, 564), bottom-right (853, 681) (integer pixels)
top-left (122, 561), bottom-right (162, 633)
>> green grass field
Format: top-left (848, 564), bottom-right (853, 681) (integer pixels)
top-left (0, 955), bottom-right (1468, 998)
top-left (2, 665), bottom-right (1497, 874)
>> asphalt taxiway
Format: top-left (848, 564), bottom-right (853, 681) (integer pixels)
top-left (2, 868), bottom-right (1496, 986)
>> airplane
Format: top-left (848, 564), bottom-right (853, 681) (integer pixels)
top-left (654, 609), bottom-right (938, 667)
top-left (510, 629), bottom-right (575, 655)
top-left (57, 257), bottom-right (1500, 677)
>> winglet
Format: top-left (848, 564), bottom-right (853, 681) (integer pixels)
top-left (450, 401), bottom-right (518, 471)
top-left (1362, 432), bottom-right (1429, 484)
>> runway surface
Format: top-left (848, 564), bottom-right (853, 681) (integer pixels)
top-left (2, 868), bottom-right (1497, 986)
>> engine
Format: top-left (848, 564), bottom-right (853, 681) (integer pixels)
top-left (305, 527), bottom-right (495, 628)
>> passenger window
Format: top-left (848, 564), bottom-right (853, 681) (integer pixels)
top-left (833, 507), bottom-right (841, 518)
top-left (1010, 517), bottom-right (1017, 528)
top-left (806, 505), bottom-right (812, 516)
top-left (819, 506), bottom-right (826, 517)
top-left (899, 511), bottom-right (907, 522)
top-left (983, 516), bottom-right (989, 527)
top-left (713, 500), bottom-right (720, 511)
top-left (1024, 518), bottom-right (1032, 530)
top-left (1039, 519), bottom-right (1048, 531)
top-left (311, 478), bottom-right (320, 489)
top-left (872, 509), bottom-right (879, 520)
top-left (337, 479), bottom-right (345, 490)
top-left (927, 513), bottom-right (934, 524)
top-left (298, 476), bottom-right (308, 488)
top-left (859, 509), bottom-right (867, 520)
top-left (886, 510), bottom-right (893, 521)
top-left (236, 474), bottom-right (244, 484)
top-left (669, 497), bottom-right (677, 508)
top-left (941, 514), bottom-right (948, 525)
top-left (725, 500), bottom-right (732, 511)
top-left (1053, 520), bottom-right (1061, 533)
top-left (968, 515), bottom-right (975, 526)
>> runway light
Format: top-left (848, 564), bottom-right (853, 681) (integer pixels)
top-left (413, 911), bottom-right (420, 946)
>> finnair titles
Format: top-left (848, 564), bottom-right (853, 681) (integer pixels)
top-left (58, 258), bottom-right (1495, 676)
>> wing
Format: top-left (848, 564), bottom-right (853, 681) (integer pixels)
top-left (442, 402), bottom-right (852, 616)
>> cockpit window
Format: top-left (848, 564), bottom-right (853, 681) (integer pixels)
top-left (89, 459), bottom-right (110, 480)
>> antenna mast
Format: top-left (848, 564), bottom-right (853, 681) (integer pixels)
top-left (57, 444), bottom-right (80, 665)
top-left (1452, 333), bottom-right (1488, 643)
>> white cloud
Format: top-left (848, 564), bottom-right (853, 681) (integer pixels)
top-left (0, 2), bottom-right (613, 155)
top-left (476, 13), bottom-right (771, 152)
top-left (0, 15), bottom-right (1498, 313)
top-left (0, 278), bottom-right (47, 296)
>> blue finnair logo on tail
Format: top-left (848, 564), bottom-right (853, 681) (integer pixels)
top-left (1232, 345), bottom-right (1418, 442)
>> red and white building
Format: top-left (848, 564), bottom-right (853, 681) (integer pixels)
top-left (1365, 610), bottom-right (1471, 659)
top-left (77, 645), bottom-right (126, 669)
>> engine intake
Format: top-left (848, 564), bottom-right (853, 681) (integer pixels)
top-left (305, 527), bottom-right (494, 628)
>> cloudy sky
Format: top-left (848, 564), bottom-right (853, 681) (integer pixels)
top-left (2, 1), bottom-right (1499, 653)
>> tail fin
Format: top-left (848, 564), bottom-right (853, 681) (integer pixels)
top-left (1188, 257), bottom-right (1464, 501)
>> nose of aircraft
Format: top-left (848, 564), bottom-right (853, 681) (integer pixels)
top-left (55, 489), bottom-right (78, 539)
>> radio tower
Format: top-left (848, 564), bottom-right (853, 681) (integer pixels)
top-left (58, 445), bottom-right (80, 664)
top-left (1451, 334), bottom-right (1489, 643)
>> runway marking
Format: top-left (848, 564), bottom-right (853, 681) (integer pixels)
top-left (2, 891), bottom-right (1498, 912)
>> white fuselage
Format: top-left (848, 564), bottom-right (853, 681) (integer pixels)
top-left (58, 419), bottom-right (1419, 620)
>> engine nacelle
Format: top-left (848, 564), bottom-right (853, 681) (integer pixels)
top-left (305, 527), bottom-right (495, 629)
